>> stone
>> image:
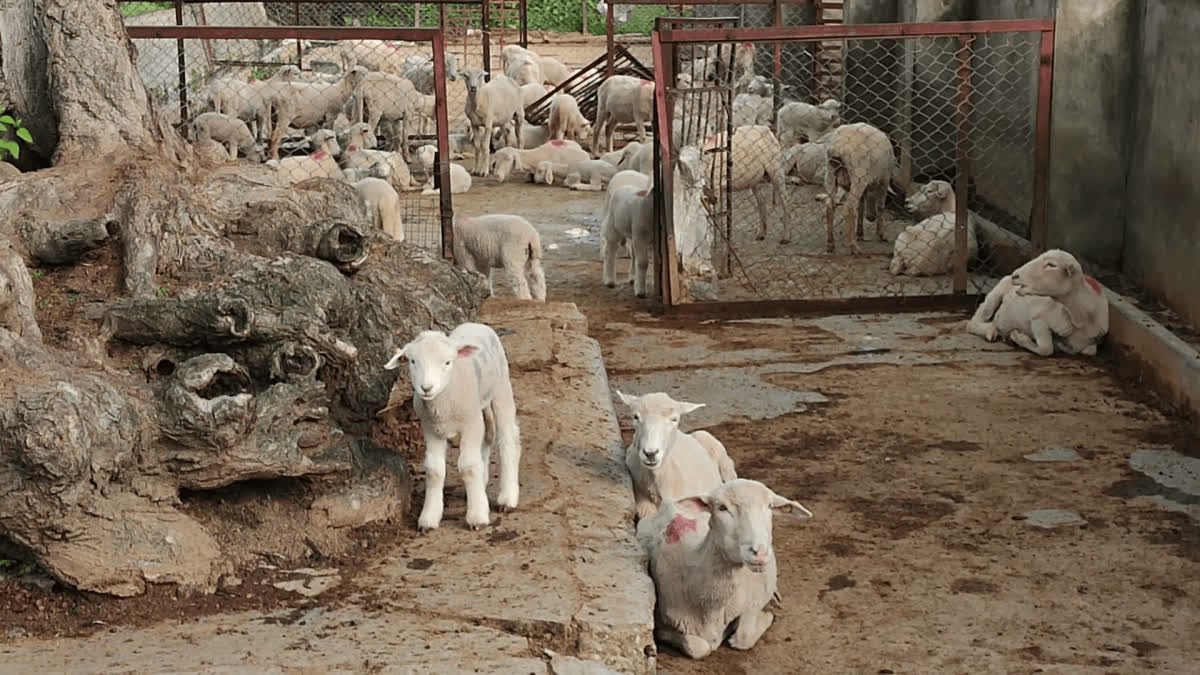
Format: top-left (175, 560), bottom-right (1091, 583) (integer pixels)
top-left (1022, 509), bottom-right (1087, 529)
top-left (1024, 445), bottom-right (1083, 462)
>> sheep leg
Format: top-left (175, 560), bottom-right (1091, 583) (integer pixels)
top-left (602, 237), bottom-right (622, 288)
top-left (873, 186), bottom-right (888, 242)
top-left (845, 184), bottom-right (866, 255)
top-left (416, 433), bottom-right (449, 532)
top-left (751, 183), bottom-right (771, 242)
top-left (655, 627), bottom-right (714, 660)
top-left (1009, 325), bottom-right (1055, 357)
top-left (728, 609), bottom-right (775, 651)
top-left (457, 419), bottom-right (491, 530)
top-left (590, 110), bottom-right (607, 159)
top-left (267, 102), bottom-right (288, 161)
top-left (966, 276), bottom-right (1013, 342)
top-left (633, 109), bottom-right (648, 144)
top-left (632, 229), bottom-right (652, 298)
top-left (507, 258), bottom-right (532, 300)
top-left (481, 403), bottom-right (495, 475)
top-left (525, 255), bottom-right (547, 302)
top-left (824, 193), bottom-right (837, 254)
top-left (491, 390), bottom-right (522, 512)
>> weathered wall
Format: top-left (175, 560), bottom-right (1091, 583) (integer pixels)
top-left (1122, 0), bottom-right (1200, 327)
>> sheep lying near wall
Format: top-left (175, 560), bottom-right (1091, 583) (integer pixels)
top-left (384, 322), bottom-right (522, 531)
top-left (453, 214), bottom-right (547, 302)
top-left (533, 158), bottom-right (618, 191)
top-left (636, 479), bottom-right (813, 659)
top-left (889, 180), bottom-right (980, 277)
top-left (352, 177), bottom-right (405, 242)
top-left (616, 391), bottom-right (737, 521)
top-left (967, 249), bottom-right (1110, 356)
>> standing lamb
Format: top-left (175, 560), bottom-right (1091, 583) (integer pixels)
top-left (601, 183), bottom-right (656, 297)
top-left (462, 67), bottom-right (524, 176)
top-left (636, 479), bottom-right (813, 659)
top-left (820, 122), bottom-right (895, 254)
top-left (352, 177), bottom-right (404, 242)
top-left (453, 214), bottom-right (547, 301)
top-left (616, 391), bottom-right (737, 521)
top-left (702, 126), bottom-right (792, 244)
top-left (591, 75), bottom-right (655, 156)
top-left (889, 180), bottom-right (980, 277)
top-left (547, 93), bottom-right (592, 143)
top-left (383, 323), bottom-right (522, 531)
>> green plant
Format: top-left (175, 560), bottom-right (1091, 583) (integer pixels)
top-left (31, 270), bottom-right (44, 280)
top-left (156, 286), bottom-right (171, 297)
top-left (0, 111), bottom-right (33, 160)
top-left (120, 2), bottom-right (174, 18)
top-left (249, 65), bottom-right (280, 81)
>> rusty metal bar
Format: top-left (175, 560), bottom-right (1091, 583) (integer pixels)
top-left (432, 31), bottom-right (454, 262)
top-left (658, 19), bottom-right (1056, 43)
top-left (606, 2), bottom-right (614, 77)
top-left (658, 294), bottom-right (982, 319)
top-left (773, 0), bottom-right (782, 82)
top-left (1030, 28), bottom-right (1055, 254)
top-left (126, 26), bottom-right (446, 40)
top-left (175, 0), bottom-right (188, 137)
top-left (143, 0), bottom-right (479, 3)
top-left (481, 0), bottom-right (491, 73)
top-left (651, 33), bottom-right (680, 305)
top-left (520, 0), bottom-right (528, 48)
top-left (293, 1), bottom-right (302, 70)
top-left (953, 34), bottom-right (973, 294)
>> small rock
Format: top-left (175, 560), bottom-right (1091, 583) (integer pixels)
top-left (273, 575), bottom-right (341, 598)
top-left (6, 627), bottom-right (27, 639)
top-left (283, 567), bottom-right (339, 577)
top-left (1024, 445), bottom-right (1082, 462)
top-left (1022, 509), bottom-right (1087, 529)
top-left (218, 574), bottom-right (243, 590)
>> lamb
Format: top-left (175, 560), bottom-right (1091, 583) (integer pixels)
top-left (208, 64), bottom-right (301, 143)
top-left (967, 249), bottom-right (1109, 357)
top-left (547, 93), bottom-right (592, 143)
top-left (341, 122), bottom-right (378, 151)
top-left (490, 139), bottom-right (589, 182)
top-left (617, 141), bottom-right (653, 176)
top-left (591, 75), bottom-right (655, 156)
top-left (889, 180), bottom-right (980, 276)
top-left (265, 129), bottom-right (343, 184)
top-left (338, 39), bottom-right (409, 76)
top-left (415, 144), bottom-right (473, 195)
top-left (600, 141), bottom-right (640, 169)
top-left (462, 67), bottom-right (524, 176)
top-left (820, 122), bottom-right (895, 254)
top-left (601, 183), bottom-right (657, 297)
top-left (341, 142), bottom-right (418, 192)
top-left (731, 93), bottom-right (773, 129)
top-left (702, 126), bottom-right (792, 244)
top-left (266, 66), bottom-right (366, 160)
top-left (533, 158), bottom-right (618, 191)
top-left (539, 56), bottom-right (573, 86)
top-left (352, 177), bottom-right (405, 242)
top-left (492, 122), bottom-right (550, 152)
top-left (402, 52), bottom-right (461, 95)
top-left (452, 214), bottom-right (547, 301)
top-left (499, 44), bottom-right (541, 73)
top-left (636, 478), bottom-right (813, 659)
top-left (776, 98), bottom-right (841, 147)
top-left (383, 323), bottom-right (522, 531)
top-left (615, 391), bottom-right (737, 521)
top-left (192, 111), bottom-right (261, 161)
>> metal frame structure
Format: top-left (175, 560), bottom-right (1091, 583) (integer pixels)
top-left (650, 18), bottom-right (1057, 316)
top-left (125, 24), bottom-right (457, 260)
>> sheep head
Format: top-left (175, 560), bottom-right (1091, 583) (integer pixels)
top-left (904, 180), bottom-right (953, 217)
top-left (384, 329), bottom-right (479, 402)
top-left (310, 129), bottom-right (341, 157)
top-left (274, 64), bottom-right (302, 81)
top-left (534, 161), bottom-right (555, 185)
top-left (1011, 249), bottom-right (1085, 299)
top-left (462, 67), bottom-right (487, 94)
top-left (416, 144), bottom-right (437, 172)
top-left (491, 147), bottom-right (520, 182)
top-left (676, 479), bottom-right (812, 572)
top-left (615, 391), bottom-right (704, 470)
top-left (444, 52), bottom-right (461, 81)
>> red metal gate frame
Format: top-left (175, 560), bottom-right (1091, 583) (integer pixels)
top-left (650, 18), bottom-right (1055, 318)
top-left (126, 25), bottom-right (457, 261)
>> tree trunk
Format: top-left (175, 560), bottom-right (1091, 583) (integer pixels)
top-left (0, 0), bottom-right (487, 596)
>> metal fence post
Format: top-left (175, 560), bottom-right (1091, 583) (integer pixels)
top-left (482, 1), bottom-right (492, 73)
top-left (606, 2), bottom-right (614, 77)
top-left (175, 0), bottom-right (188, 136)
top-left (432, 31), bottom-right (455, 262)
top-left (954, 33), bottom-right (974, 295)
top-left (1031, 27), bottom-right (1055, 254)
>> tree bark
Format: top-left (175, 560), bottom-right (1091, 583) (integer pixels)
top-left (0, 0), bottom-right (488, 596)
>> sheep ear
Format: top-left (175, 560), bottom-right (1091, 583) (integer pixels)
top-left (676, 401), bottom-right (705, 416)
top-left (542, 168), bottom-right (554, 185)
top-left (769, 493), bottom-right (813, 520)
top-left (677, 495), bottom-right (712, 514)
top-left (383, 347), bottom-right (406, 370)
top-left (935, 182), bottom-right (951, 199)
top-left (615, 390), bottom-right (638, 407)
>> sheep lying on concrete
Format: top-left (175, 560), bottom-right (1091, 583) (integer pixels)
top-left (416, 144), bottom-right (473, 195)
top-left (616, 391), bottom-right (737, 521)
top-left (453, 214), bottom-right (547, 301)
top-left (192, 112), bottom-right (261, 161)
top-left (352, 177), bottom-right (405, 242)
top-left (384, 322), bottom-right (522, 531)
top-left (463, 67), bottom-right (524, 176)
top-left (265, 129), bottom-right (343, 184)
top-left (820, 122), bottom-right (895, 254)
top-left (266, 66), bottom-right (366, 160)
top-left (533, 158), bottom-right (618, 191)
top-left (601, 183), bottom-right (657, 297)
top-left (967, 249), bottom-right (1109, 356)
top-left (208, 64), bottom-right (301, 143)
top-left (889, 180), bottom-right (980, 276)
top-left (341, 131), bottom-right (418, 192)
top-left (636, 478), bottom-right (813, 659)
top-left (548, 93), bottom-right (592, 144)
top-left (592, 75), bottom-right (655, 156)
top-left (777, 98), bottom-right (841, 147)
top-left (490, 139), bottom-right (589, 182)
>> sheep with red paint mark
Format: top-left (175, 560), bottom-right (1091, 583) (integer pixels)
top-left (264, 129), bottom-right (343, 185)
top-left (489, 139), bottom-right (589, 182)
top-left (591, 75), bottom-right (655, 156)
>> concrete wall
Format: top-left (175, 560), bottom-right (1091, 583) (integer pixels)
top-left (1122, 0), bottom-right (1200, 327)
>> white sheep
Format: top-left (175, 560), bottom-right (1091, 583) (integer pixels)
top-left (547, 93), bottom-right (592, 143)
top-left (462, 67), bottom-right (524, 177)
top-left (340, 122), bottom-right (378, 151)
top-left (615, 391), bottom-right (737, 521)
top-left (601, 183), bottom-right (656, 297)
top-left (777, 98), bottom-right (841, 147)
top-left (731, 93), bottom-right (773, 129)
top-left (352, 70), bottom-right (425, 155)
top-left (506, 54), bottom-right (543, 87)
top-left (533, 158), bottom-right (618, 191)
top-left (208, 64), bottom-right (301, 143)
top-left (519, 82), bottom-right (553, 108)
top-left (591, 75), bottom-right (655, 156)
top-left (192, 111), bottom-right (260, 161)
top-left (601, 141), bottom-right (640, 170)
top-left (492, 122), bottom-right (550, 152)
top-left (499, 44), bottom-right (541, 73)
top-left (352, 177), bottom-right (405, 242)
top-left (266, 66), bottom-right (366, 160)
top-left (338, 39), bottom-right (409, 76)
top-left (702, 126), bottom-right (792, 244)
top-left (889, 180), bottom-right (980, 277)
top-left (383, 323), bottom-right (522, 531)
top-left (539, 56), bottom-right (573, 86)
top-left (779, 141), bottom-right (827, 186)
top-left (402, 52), bottom-right (461, 95)
top-left (416, 144), bottom-right (473, 195)
top-left (820, 122), bottom-right (895, 254)
top-left (265, 129), bottom-right (343, 184)
top-left (453, 214), bottom-right (547, 301)
top-left (636, 478), bottom-right (813, 659)
top-left (967, 249), bottom-right (1110, 356)
top-left (341, 144), bottom-right (418, 192)
top-left (490, 139), bottom-right (589, 182)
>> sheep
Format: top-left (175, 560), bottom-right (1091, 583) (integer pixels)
top-left (266, 66), bottom-right (366, 160)
top-left (352, 71), bottom-right (425, 155)
top-left (617, 141), bottom-right (653, 176)
top-left (615, 391), bottom-right (737, 521)
top-left (383, 322), bottom-right (522, 531)
top-left (340, 122), bottom-right (378, 151)
top-left (265, 129), bottom-right (343, 184)
top-left (967, 249), bottom-right (1110, 357)
top-left (779, 141), bottom-right (827, 185)
top-left (732, 93), bottom-right (773, 129)
top-left (702, 126), bottom-right (792, 244)
top-left (352, 177), bottom-right (405, 242)
top-left (601, 183), bottom-right (657, 297)
top-left (737, 74), bottom-right (775, 98)
top-left (776, 98), bottom-right (841, 147)
top-left (192, 111), bottom-right (261, 161)
top-left (452, 214), bottom-right (547, 301)
top-left (415, 144), bottom-right (473, 195)
top-left (341, 144), bottom-right (418, 192)
top-left (519, 82), bottom-right (553, 108)
top-left (506, 55), bottom-right (543, 86)
top-left (208, 64), bottom-right (301, 143)
top-left (600, 141), bottom-right (640, 169)
top-left (591, 75), bottom-right (655, 156)
top-left (533, 158), bottom-right (618, 191)
top-left (338, 39), bottom-right (409, 76)
top-left (490, 140), bottom-right (589, 182)
top-left (402, 52), bottom-right (461, 95)
top-left (547, 93), bottom-right (592, 144)
top-left (889, 180), bottom-right (980, 277)
top-left (499, 44), bottom-right (541, 73)
top-left (462, 67), bottom-right (524, 177)
top-left (636, 478), bottom-right (813, 659)
top-left (492, 122), bottom-right (550, 152)
top-left (820, 122), bottom-right (895, 254)
top-left (539, 56), bottom-right (573, 86)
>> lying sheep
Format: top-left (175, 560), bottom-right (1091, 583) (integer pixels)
top-left (889, 180), bottom-right (980, 277)
top-left (266, 66), bottom-right (366, 160)
top-left (820, 122), bottom-right (895, 254)
top-left (967, 249), bottom-right (1109, 356)
top-left (463, 67), bottom-right (524, 176)
top-left (383, 323), bottom-right (522, 531)
top-left (208, 64), bottom-right (301, 143)
top-left (416, 144), bottom-right (473, 195)
top-left (777, 98), bottom-right (841, 147)
top-left (636, 479), bottom-right (813, 659)
top-left (492, 122), bottom-right (550, 153)
top-left (265, 129), bottom-right (343, 184)
top-left (601, 183), bottom-right (656, 297)
top-left (490, 139), bottom-right (589, 182)
top-left (547, 93), bottom-right (592, 144)
top-left (192, 111), bottom-right (261, 161)
top-left (453, 214), bottom-right (547, 301)
top-left (533, 158), bottom-right (617, 191)
top-left (341, 144), bottom-right (418, 192)
top-left (352, 177), bottom-right (405, 242)
top-left (615, 391), bottom-right (737, 521)
top-left (592, 75), bottom-right (655, 156)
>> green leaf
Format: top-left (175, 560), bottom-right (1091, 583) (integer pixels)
top-left (0, 121), bottom-right (8, 132)
top-left (0, 139), bottom-right (19, 159)
top-left (16, 127), bottom-right (33, 143)
top-left (0, 115), bottom-right (14, 125)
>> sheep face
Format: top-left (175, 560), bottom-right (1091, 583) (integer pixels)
top-left (491, 148), bottom-right (520, 181)
top-left (310, 130), bottom-right (341, 157)
top-left (676, 479), bottom-right (812, 572)
top-left (417, 144), bottom-right (437, 172)
top-left (347, 123), bottom-right (377, 150)
top-left (275, 65), bottom-right (302, 81)
top-left (462, 67), bottom-right (488, 95)
top-left (615, 391), bottom-right (704, 470)
top-left (445, 52), bottom-right (461, 81)
top-left (534, 161), bottom-right (555, 185)
top-left (905, 180), bottom-right (952, 216)
top-left (1011, 249), bottom-right (1084, 298)
top-left (384, 331), bottom-right (479, 401)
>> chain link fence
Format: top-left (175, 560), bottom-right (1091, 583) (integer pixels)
top-left (652, 20), bottom-right (1054, 308)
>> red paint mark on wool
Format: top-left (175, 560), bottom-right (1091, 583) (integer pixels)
top-left (665, 514), bottom-right (697, 543)
top-left (248, 77), bottom-right (258, 83)
top-left (312, 150), bottom-right (328, 160)
top-left (550, 139), bottom-right (566, 147)
top-left (347, 145), bottom-right (359, 152)
top-left (1084, 275), bottom-right (1102, 294)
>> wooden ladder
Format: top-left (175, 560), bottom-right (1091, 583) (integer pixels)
top-left (813, 1), bottom-right (845, 102)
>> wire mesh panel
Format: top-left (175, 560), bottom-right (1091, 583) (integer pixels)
top-left (653, 20), bottom-right (1054, 308)
top-left (123, 23), bottom-right (456, 255)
